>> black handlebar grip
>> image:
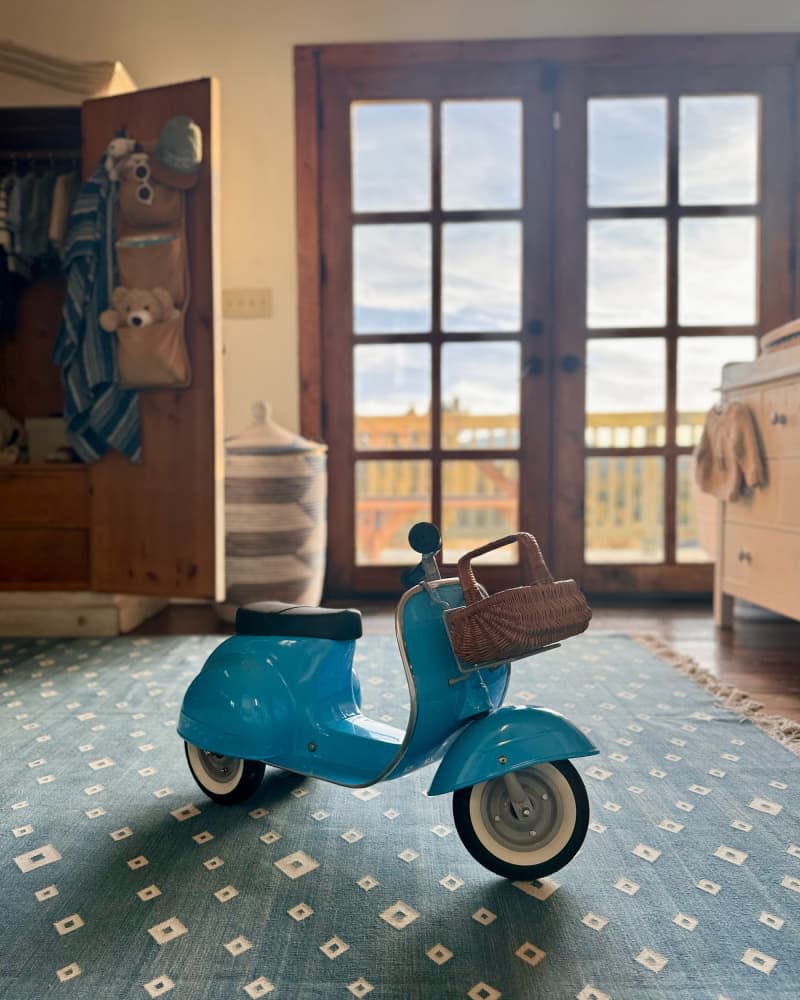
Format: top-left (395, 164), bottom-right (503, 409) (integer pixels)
top-left (408, 522), bottom-right (442, 556)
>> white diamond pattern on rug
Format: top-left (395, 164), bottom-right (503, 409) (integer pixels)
top-left (53, 913), bottom-right (84, 936)
top-left (56, 963), bottom-right (81, 983)
top-left (1, 633), bottom-right (797, 999)
top-left (224, 936), bottom-right (252, 956)
top-left (379, 900), bottom-right (420, 929)
top-left (144, 975), bottom-right (175, 997)
top-left (515, 941), bottom-right (546, 967)
top-left (427, 944), bottom-right (453, 965)
top-left (320, 935), bottom-right (349, 959)
top-left (347, 978), bottom-right (374, 997)
top-left (148, 918), bottom-right (187, 945)
top-left (273, 851), bottom-right (319, 879)
top-left (244, 977), bottom-right (275, 998)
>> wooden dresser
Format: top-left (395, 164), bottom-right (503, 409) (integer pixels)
top-left (714, 344), bottom-right (800, 627)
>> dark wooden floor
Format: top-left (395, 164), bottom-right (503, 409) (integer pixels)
top-left (137, 597), bottom-right (800, 721)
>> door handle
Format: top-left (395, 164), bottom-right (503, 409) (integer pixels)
top-left (560, 353), bottom-right (582, 375)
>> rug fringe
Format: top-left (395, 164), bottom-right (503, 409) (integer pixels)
top-left (635, 634), bottom-right (800, 758)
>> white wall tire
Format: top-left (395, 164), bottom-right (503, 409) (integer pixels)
top-left (185, 742), bottom-right (265, 804)
top-left (453, 760), bottom-right (589, 879)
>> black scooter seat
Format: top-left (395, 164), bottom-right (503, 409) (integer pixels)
top-left (235, 601), bottom-right (363, 641)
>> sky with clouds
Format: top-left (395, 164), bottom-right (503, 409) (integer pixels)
top-left (350, 95), bottom-right (761, 422)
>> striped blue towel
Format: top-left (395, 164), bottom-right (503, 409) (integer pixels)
top-left (52, 162), bottom-right (142, 463)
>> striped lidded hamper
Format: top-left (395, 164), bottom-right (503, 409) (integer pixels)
top-left (217, 403), bottom-right (327, 622)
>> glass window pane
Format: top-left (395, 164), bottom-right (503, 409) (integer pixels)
top-left (588, 97), bottom-right (667, 207)
top-left (679, 95), bottom-right (759, 205)
top-left (585, 338), bottom-right (666, 448)
top-left (443, 459), bottom-right (519, 563)
top-left (585, 456), bottom-right (664, 563)
top-left (676, 455), bottom-right (713, 563)
top-left (442, 100), bottom-right (522, 210)
top-left (351, 102), bottom-right (431, 212)
top-left (441, 342), bottom-right (520, 450)
top-left (678, 217), bottom-right (758, 326)
top-left (353, 224), bottom-right (431, 333)
top-left (587, 220), bottom-right (667, 328)
top-left (442, 222), bottom-right (522, 332)
top-left (356, 460), bottom-right (431, 565)
top-left (676, 336), bottom-right (757, 446)
top-left (354, 344), bottom-right (431, 450)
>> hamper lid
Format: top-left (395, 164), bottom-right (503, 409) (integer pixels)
top-left (225, 402), bottom-right (326, 455)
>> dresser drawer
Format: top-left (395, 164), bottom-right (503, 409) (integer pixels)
top-left (0, 528), bottom-right (90, 588)
top-left (758, 379), bottom-right (800, 458)
top-left (0, 467), bottom-right (88, 528)
top-left (722, 522), bottom-right (800, 619)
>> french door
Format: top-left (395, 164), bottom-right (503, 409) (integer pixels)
top-left (303, 40), bottom-right (797, 597)
top-left (319, 63), bottom-right (557, 595)
top-left (554, 63), bottom-right (793, 590)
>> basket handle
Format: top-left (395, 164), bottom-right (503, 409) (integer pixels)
top-left (457, 532), bottom-right (553, 606)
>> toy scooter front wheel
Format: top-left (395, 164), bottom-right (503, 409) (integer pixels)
top-left (185, 742), bottom-right (266, 804)
top-left (452, 760), bottom-right (589, 880)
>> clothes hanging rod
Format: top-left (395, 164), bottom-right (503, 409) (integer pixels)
top-left (0, 148), bottom-right (81, 160)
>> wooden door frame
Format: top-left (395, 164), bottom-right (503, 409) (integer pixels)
top-left (295, 34), bottom-right (800, 594)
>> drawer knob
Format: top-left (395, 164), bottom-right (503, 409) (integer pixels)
top-left (737, 549), bottom-right (752, 563)
top-left (770, 411), bottom-right (787, 426)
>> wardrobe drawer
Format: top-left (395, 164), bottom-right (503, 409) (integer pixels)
top-left (722, 523), bottom-right (800, 619)
top-left (0, 468), bottom-right (88, 528)
top-left (758, 379), bottom-right (800, 458)
top-left (0, 528), bottom-right (90, 588)
top-left (724, 482), bottom-right (776, 529)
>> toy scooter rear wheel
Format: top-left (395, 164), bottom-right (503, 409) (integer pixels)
top-left (185, 742), bottom-right (266, 804)
top-left (452, 760), bottom-right (589, 880)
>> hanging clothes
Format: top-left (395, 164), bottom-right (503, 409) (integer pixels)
top-left (49, 171), bottom-right (81, 253)
top-left (52, 161), bottom-right (142, 463)
top-left (694, 401), bottom-right (765, 501)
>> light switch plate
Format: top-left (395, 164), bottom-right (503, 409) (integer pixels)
top-left (222, 287), bottom-right (272, 319)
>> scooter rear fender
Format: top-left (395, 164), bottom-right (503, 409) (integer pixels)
top-left (427, 704), bottom-right (598, 796)
top-left (177, 636), bottom-right (298, 760)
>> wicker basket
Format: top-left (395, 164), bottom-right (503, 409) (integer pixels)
top-left (445, 532), bottom-right (591, 665)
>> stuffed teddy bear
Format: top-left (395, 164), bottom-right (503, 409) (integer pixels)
top-left (99, 286), bottom-right (179, 333)
top-left (104, 137), bottom-right (138, 181)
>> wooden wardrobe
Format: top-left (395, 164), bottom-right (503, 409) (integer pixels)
top-left (0, 79), bottom-right (224, 612)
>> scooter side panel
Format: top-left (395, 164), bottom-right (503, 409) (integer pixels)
top-left (427, 704), bottom-right (598, 795)
top-left (178, 634), bottom-right (407, 784)
top-left (385, 582), bottom-right (510, 781)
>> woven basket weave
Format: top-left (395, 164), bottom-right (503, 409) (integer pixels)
top-left (446, 532), bottom-right (592, 665)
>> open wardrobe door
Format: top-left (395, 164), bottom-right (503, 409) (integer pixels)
top-left (81, 78), bottom-right (224, 599)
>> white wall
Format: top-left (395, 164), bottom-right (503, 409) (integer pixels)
top-left (5, 0), bottom-right (800, 436)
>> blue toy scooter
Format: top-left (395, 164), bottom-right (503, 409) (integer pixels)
top-left (178, 523), bottom-right (598, 879)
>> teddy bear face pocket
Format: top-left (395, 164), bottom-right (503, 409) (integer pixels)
top-left (116, 233), bottom-right (186, 309)
top-left (118, 173), bottom-right (182, 228)
top-left (116, 312), bottom-right (191, 389)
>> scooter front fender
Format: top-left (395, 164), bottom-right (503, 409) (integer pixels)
top-left (427, 704), bottom-right (598, 796)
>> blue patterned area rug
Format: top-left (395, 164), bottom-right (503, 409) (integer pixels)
top-left (1, 633), bottom-right (798, 1000)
